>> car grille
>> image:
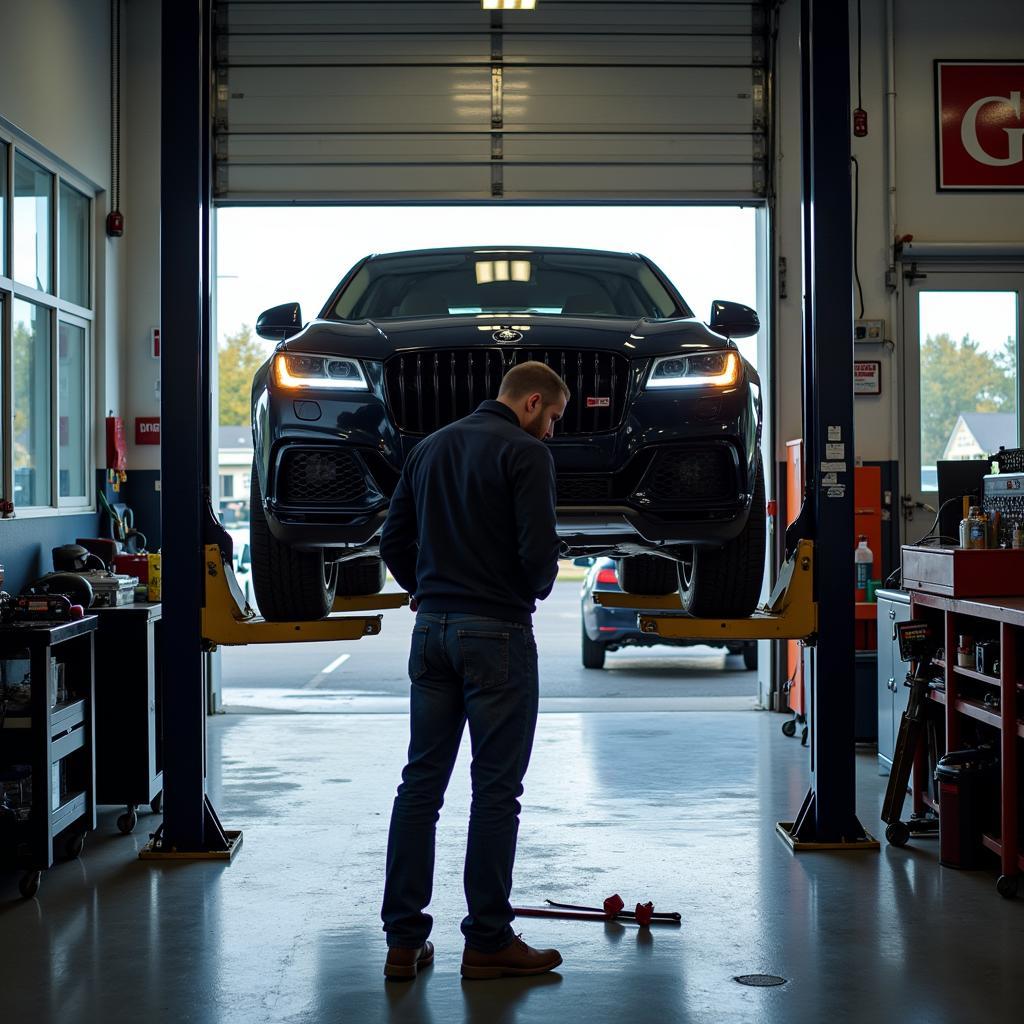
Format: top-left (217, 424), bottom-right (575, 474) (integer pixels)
top-left (384, 348), bottom-right (630, 437)
top-left (556, 475), bottom-right (613, 503)
top-left (278, 449), bottom-right (367, 505)
top-left (641, 447), bottom-right (736, 502)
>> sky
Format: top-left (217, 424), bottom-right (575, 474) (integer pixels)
top-left (215, 205), bottom-right (761, 365)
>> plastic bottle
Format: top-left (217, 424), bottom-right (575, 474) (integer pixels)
top-left (855, 535), bottom-right (873, 599)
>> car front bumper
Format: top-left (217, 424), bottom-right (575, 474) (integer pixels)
top-left (253, 357), bottom-right (761, 553)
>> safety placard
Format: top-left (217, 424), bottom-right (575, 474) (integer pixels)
top-left (854, 361), bottom-right (881, 395)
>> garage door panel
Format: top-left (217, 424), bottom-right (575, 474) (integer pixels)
top-left (224, 164), bottom-right (493, 202)
top-left (503, 163), bottom-right (756, 200)
top-left (225, 67), bottom-right (491, 133)
top-left (503, 68), bottom-right (754, 132)
top-left (215, 1), bottom-right (768, 202)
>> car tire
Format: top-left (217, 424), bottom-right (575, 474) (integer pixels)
top-left (581, 623), bottom-right (606, 669)
top-left (743, 643), bottom-right (758, 671)
top-left (336, 557), bottom-right (387, 597)
top-left (250, 460), bottom-right (338, 621)
top-left (617, 554), bottom-right (679, 595)
top-left (677, 456), bottom-right (766, 618)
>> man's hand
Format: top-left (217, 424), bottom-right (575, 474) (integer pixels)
top-left (409, 597), bottom-right (419, 612)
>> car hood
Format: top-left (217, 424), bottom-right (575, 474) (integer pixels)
top-left (279, 314), bottom-right (736, 361)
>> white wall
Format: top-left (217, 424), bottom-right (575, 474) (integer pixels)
top-left (0, 0), bottom-right (122, 468)
top-left (122, 0), bottom-right (162, 472)
top-left (773, 0), bottom-right (1023, 477)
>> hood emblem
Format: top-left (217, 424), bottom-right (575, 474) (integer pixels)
top-left (492, 328), bottom-right (523, 344)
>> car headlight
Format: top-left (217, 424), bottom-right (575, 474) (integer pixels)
top-left (646, 351), bottom-right (740, 389)
top-left (274, 352), bottom-right (369, 391)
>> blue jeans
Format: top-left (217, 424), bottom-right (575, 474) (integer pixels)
top-left (381, 612), bottom-right (539, 952)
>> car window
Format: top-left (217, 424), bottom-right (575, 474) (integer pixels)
top-left (329, 251), bottom-right (687, 321)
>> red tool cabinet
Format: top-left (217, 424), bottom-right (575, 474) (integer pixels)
top-left (907, 590), bottom-right (1023, 892)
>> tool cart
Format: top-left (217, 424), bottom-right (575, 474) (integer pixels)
top-left (0, 617), bottom-right (98, 898)
top-left (92, 602), bottom-right (163, 833)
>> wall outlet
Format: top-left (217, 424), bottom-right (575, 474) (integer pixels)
top-left (854, 319), bottom-right (885, 343)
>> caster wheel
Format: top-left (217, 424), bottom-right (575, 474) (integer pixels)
top-left (150, 793), bottom-right (163, 815)
top-left (65, 832), bottom-right (86, 860)
top-left (885, 822), bottom-right (910, 847)
top-left (19, 871), bottom-right (42, 900)
top-left (996, 875), bottom-right (1018, 899)
top-left (781, 720), bottom-right (797, 738)
top-left (117, 809), bottom-right (138, 835)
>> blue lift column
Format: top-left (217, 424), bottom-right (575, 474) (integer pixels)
top-left (151, 0), bottom-right (233, 857)
top-left (783, 0), bottom-right (873, 848)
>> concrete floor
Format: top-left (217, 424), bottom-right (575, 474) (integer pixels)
top-left (1, 709), bottom-right (1021, 1023)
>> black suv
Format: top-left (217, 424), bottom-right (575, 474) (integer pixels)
top-left (250, 246), bottom-right (764, 621)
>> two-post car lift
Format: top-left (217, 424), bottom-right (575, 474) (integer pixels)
top-left (155, 0), bottom-right (873, 858)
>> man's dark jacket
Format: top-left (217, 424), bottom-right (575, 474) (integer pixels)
top-left (379, 400), bottom-right (560, 624)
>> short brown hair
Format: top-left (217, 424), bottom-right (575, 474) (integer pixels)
top-left (498, 360), bottom-right (571, 405)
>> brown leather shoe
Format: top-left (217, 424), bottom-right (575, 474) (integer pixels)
top-left (461, 934), bottom-right (562, 980)
top-left (384, 941), bottom-right (434, 980)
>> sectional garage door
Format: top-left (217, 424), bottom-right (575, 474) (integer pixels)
top-left (214, 0), bottom-right (769, 202)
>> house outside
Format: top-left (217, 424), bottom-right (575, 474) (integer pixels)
top-left (941, 412), bottom-right (1016, 462)
top-left (218, 425), bottom-right (253, 524)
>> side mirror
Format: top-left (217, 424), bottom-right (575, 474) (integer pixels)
top-left (256, 302), bottom-right (303, 341)
top-left (709, 300), bottom-right (759, 339)
top-left (572, 556), bottom-right (595, 568)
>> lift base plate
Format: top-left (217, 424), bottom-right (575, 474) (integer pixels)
top-left (775, 822), bottom-right (879, 852)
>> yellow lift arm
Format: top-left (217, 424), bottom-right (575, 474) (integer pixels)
top-left (201, 543), bottom-right (409, 648)
top-left (593, 539), bottom-right (817, 642)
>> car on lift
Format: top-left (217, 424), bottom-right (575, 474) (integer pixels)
top-left (249, 246), bottom-right (764, 622)
top-left (579, 557), bottom-right (758, 671)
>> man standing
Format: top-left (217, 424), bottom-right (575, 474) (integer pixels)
top-left (378, 361), bottom-right (569, 981)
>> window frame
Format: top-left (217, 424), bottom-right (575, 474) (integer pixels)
top-left (0, 126), bottom-right (96, 517)
top-left (900, 264), bottom-right (1024, 537)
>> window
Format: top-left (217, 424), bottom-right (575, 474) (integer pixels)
top-left (917, 289), bottom-right (1019, 491)
top-left (1, 130), bottom-right (95, 512)
top-left (58, 321), bottom-right (88, 499)
top-left (12, 299), bottom-right (52, 507)
top-left (59, 183), bottom-right (90, 308)
top-left (220, 474), bottom-right (235, 498)
top-left (13, 152), bottom-right (52, 293)
top-left (0, 142), bottom-right (7, 277)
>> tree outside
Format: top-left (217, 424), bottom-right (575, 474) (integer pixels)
top-left (219, 325), bottom-right (271, 425)
top-left (920, 332), bottom-right (1016, 466)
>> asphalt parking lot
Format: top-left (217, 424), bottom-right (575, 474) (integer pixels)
top-left (220, 580), bottom-right (758, 710)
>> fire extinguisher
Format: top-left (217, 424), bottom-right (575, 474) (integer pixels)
top-left (106, 413), bottom-right (128, 491)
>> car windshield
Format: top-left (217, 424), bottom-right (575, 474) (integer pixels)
top-left (327, 251), bottom-right (687, 321)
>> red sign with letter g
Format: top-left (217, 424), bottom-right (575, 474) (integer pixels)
top-left (936, 61), bottom-right (1024, 190)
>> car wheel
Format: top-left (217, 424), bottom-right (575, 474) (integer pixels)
top-left (617, 554), bottom-right (679, 595)
top-left (581, 623), bottom-right (606, 669)
top-left (336, 557), bottom-right (387, 597)
top-left (677, 456), bottom-right (766, 618)
top-left (250, 459), bottom-right (338, 621)
top-left (743, 643), bottom-right (758, 671)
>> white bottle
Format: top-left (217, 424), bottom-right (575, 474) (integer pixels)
top-left (855, 535), bottom-right (873, 595)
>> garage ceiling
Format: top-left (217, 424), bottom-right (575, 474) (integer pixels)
top-left (214, 0), bottom-right (769, 203)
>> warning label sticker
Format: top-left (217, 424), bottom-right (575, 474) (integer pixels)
top-left (826, 485), bottom-right (847, 498)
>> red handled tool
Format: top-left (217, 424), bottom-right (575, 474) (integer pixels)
top-left (512, 893), bottom-right (681, 926)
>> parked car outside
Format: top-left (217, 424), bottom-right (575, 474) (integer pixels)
top-left (250, 246), bottom-right (764, 622)
top-left (579, 556), bottom-right (757, 671)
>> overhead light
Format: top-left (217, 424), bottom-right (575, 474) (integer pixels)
top-left (482, 0), bottom-right (537, 10)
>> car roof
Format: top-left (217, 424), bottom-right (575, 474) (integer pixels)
top-left (364, 245), bottom-right (645, 262)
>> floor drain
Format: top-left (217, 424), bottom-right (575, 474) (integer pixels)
top-left (734, 974), bottom-right (787, 987)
